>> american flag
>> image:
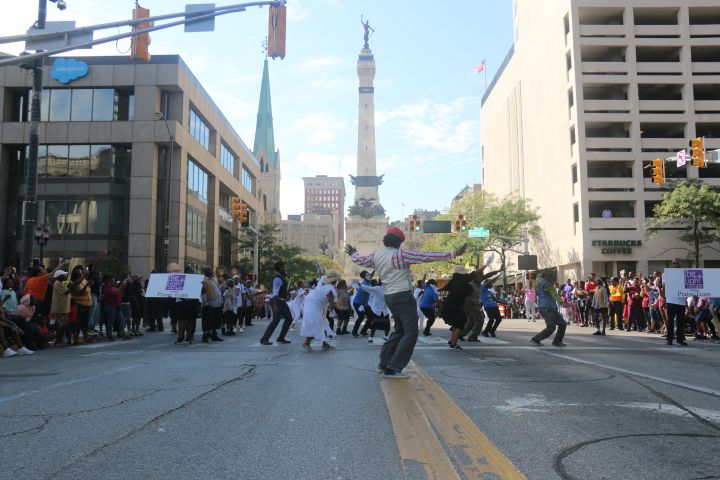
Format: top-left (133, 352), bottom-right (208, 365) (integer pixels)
top-left (474, 59), bottom-right (486, 73)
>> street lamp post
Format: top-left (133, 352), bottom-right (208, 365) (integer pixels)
top-left (154, 111), bottom-right (174, 270)
top-left (33, 224), bottom-right (50, 264)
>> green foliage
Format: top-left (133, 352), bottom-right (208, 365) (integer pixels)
top-left (412, 189), bottom-right (540, 283)
top-left (96, 242), bottom-right (128, 279)
top-left (234, 224), bottom-right (340, 288)
top-left (646, 179), bottom-right (720, 267)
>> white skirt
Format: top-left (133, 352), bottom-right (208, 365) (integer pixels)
top-left (300, 305), bottom-right (334, 341)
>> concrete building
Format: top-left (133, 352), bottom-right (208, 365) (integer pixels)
top-left (480, 0), bottom-right (720, 279)
top-left (303, 175), bottom-right (345, 246)
top-left (281, 213), bottom-right (337, 257)
top-left (401, 209), bottom-right (441, 249)
top-left (0, 54), bottom-right (268, 274)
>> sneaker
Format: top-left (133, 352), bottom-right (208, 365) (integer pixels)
top-left (449, 344), bottom-right (463, 350)
top-left (592, 331), bottom-right (602, 336)
top-left (259, 339), bottom-right (272, 345)
top-left (17, 347), bottom-right (34, 355)
top-left (383, 336), bottom-right (388, 341)
top-left (175, 338), bottom-right (185, 345)
top-left (276, 338), bottom-right (291, 344)
top-left (3, 347), bottom-right (17, 357)
top-left (552, 342), bottom-right (567, 347)
top-left (530, 338), bottom-right (542, 346)
top-left (423, 331), bottom-right (432, 336)
top-left (368, 338), bottom-right (374, 343)
top-left (239, 328), bottom-right (245, 333)
top-left (383, 368), bottom-right (411, 379)
top-left (481, 331), bottom-right (490, 337)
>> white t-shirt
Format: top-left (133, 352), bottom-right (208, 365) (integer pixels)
top-left (235, 283), bottom-right (246, 308)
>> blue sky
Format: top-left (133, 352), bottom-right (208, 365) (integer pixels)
top-left (1, 0), bottom-right (514, 222)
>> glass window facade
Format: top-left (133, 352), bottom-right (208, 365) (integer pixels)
top-left (185, 206), bottom-right (207, 247)
top-left (242, 166), bottom-right (253, 193)
top-left (14, 88), bottom-right (134, 122)
top-left (220, 143), bottom-right (235, 175)
top-left (41, 199), bottom-right (123, 235)
top-left (187, 158), bottom-right (208, 202)
top-left (34, 144), bottom-right (131, 178)
top-left (189, 109), bottom-right (210, 150)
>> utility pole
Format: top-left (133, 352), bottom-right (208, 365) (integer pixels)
top-left (20, 0), bottom-right (50, 274)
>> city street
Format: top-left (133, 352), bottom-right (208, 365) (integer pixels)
top-left (2, 318), bottom-right (719, 480)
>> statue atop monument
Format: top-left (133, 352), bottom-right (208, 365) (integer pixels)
top-left (361, 15), bottom-right (374, 49)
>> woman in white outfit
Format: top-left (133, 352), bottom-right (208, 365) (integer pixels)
top-left (288, 281), bottom-right (306, 327)
top-left (354, 279), bottom-right (391, 343)
top-left (301, 271), bottom-right (340, 351)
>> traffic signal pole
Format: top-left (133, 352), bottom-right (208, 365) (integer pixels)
top-left (20, 0), bottom-right (48, 274)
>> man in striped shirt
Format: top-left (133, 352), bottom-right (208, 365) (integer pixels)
top-left (346, 227), bottom-right (467, 378)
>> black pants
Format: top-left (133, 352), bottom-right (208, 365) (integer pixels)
top-left (593, 308), bottom-right (608, 331)
top-left (609, 301), bottom-right (624, 329)
top-left (261, 298), bottom-right (292, 342)
top-left (351, 304), bottom-right (368, 335)
top-left (483, 306), bottom-right (502, 334)
top-left (666, 303), bottom-right (686, 343)
top-left (420, 307), bottom-right (436, 334)
top-left (201, 306), bottom-right (222, 334)
top-left (76, 304), bottom-right (91, 338)
top-left (243, 305), bottom-right (254, 326)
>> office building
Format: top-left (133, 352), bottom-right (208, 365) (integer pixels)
top-left (303, 175), bottom-right (345, 246)
top-left (0, 54), bottom-right (271, 274)
top-left (281, 213), bottom-right (337, 257)
top-left (480, 0), bottom-right (720, 279)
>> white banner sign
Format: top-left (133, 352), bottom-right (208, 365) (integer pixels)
top-left (145, 273), bottom-right (204, 299)
top-left (664, 268), bottom-right (720, 298)
top-left (676, 149), bottom-right (686, 167)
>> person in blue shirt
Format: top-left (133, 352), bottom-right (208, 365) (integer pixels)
top-left (351, 270), bottom-right (373, 337)
top-left (419, 279), bottom-right (439, 336)
top-left (480, 279), bottom-right (502, 337)
top-left (530, 269), bottom-right (569, 346)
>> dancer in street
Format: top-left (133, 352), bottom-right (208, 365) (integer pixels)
top-left (260, 261), bottom-right (293, 345)
top-left (347, 227), bottom-right (466, 379)
top-left (301, 270), bottom-right (340, 351)
top-left (354, 279), bottom-right (390, 343)
top-left (351, 271), bottom-right (372, 336)
top-left (419, 279), bottom-right (439, 336)
top-left (442, 266), bottom-right (474, 350)
top-left (530, 269), bottom-right (569, 346)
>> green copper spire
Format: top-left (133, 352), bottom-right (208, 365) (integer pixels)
top-left (253, 58), bottom-right (276, 167)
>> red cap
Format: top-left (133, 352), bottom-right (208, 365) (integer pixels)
top-left (386, 226), bottom-right (405, 242)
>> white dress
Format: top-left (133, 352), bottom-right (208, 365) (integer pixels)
top-left (289, 288), bottom-right (306, 325)
top-left (301, 283), bottom-right (337, 341)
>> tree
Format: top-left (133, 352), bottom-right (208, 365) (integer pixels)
top-left (477, 194), bottom-right (540, 287)
top-left (96, 242), bottom-right (128, 279)
top-left (646, 179), bottom-right (720, 267)
top-left (411, 189), bottom-right (487, 278)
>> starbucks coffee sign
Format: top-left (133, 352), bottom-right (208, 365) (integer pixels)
top-left (592, 239), bottom-right (642, 254)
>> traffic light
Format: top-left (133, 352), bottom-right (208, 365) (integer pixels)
top-left (130, 5), bottom-right (151, 62)
top-left (268, 5), bottom-right (286, 60)
top-left (651, 158), bottom-right (665, 185)
top-left (454, 214), bottom-right (467, 232)
top-left (230, 197), bottom-right (242, 218)
top-left (415, 219), bottom-right (422, 231)
top-left (690, 137), bottom-right (705, 168)
top-left (409, 214), bottom-right (421, 232)
top-left (238, 202), bottom-right (249, 227)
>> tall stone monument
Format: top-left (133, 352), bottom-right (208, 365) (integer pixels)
top-left (344, 17), bottom-right (388, 276)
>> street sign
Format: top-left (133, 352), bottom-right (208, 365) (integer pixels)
top-left (422, 220), bottom-right (452, 233)
top-left (468, 228), bottom-right (490, 238)
top-left (676, 149), bottom-right (686, 167)
top-left (185, 4), bottom-right (216, 32)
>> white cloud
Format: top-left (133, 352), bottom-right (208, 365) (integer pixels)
top-left (286, 112), bottom-right (349, 146)
top-left (287, 0), bottom-right (309, 22)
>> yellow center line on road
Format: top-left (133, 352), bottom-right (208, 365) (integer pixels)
top-left (381, 361), bottom-right (526, 480)
top-left (381, 376), bottom-right (460, 479)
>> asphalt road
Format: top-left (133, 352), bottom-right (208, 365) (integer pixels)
top-left (1, 317), bottom-right (719, 480)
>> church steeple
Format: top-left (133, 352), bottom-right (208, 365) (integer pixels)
top-left (253, 58), bottom-right (276, 167)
